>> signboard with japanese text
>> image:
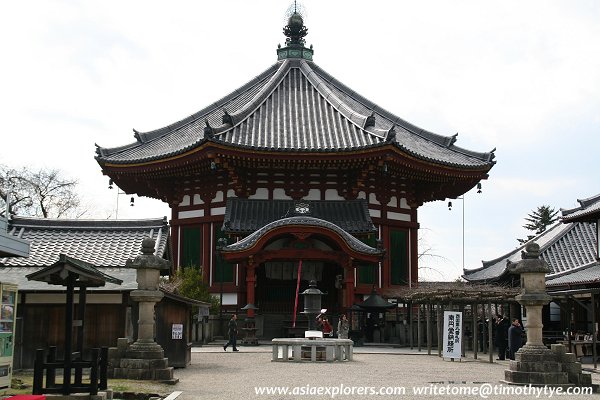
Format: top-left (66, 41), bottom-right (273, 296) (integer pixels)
top-left (442, 311), bottom-right (462, 360)
top-left (172, 323), bottom-right (183, 340)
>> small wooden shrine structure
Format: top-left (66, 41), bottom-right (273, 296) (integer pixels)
top-left (27, 254), bottom-right (122, 396)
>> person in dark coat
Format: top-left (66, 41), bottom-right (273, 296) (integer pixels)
top-left (495, 315), bottom-right (510, 360)
top-left (508, 318), bottom-right (524, 360)
top-left (223, 314), bottom-right (239, 352)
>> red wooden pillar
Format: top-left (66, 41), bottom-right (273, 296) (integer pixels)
top-left (246, 260), bottom-right (256, 317)
top-left (203, 222), bottom-right (212, 286)
top-left (344, 261), bottom-right (355, 309)
top-left (381, 224), bottom-right (390, 288)
top-left (171, 207), bottom-right (180, 272)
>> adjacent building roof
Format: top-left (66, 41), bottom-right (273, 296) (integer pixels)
top-left (222, 198), bottom-right (376, 234)
top-left (463, 221), bottom-right (597, 283)
top-left (27, 253), bottom-right (123, 287)
top-left (561, 193), bottom-right (600, 223)
top-left (0, 198), bottom-right (30, 257)
top-left (0, 216), bottom-right (169, 268)
top-left (0, 266), bottom-right (137, 291)
top-left (545, 262), bottom-right (600, 288)
top-left (95, 58), bottom-right (495, 169)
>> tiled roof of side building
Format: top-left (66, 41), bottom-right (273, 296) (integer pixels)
top-left (0, 216), bottom-right (169, 268)
top-left (546, 262), bottom-right (600, 288)
top-left (95, 59), bottom-right (495, 169)
top-left (561, 193), bottom-right (600, 222)
top-left (463, 221), bottom-right (597, 282)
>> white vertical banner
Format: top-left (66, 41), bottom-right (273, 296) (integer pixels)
top-left (442, 311), bottom-right (462, 360)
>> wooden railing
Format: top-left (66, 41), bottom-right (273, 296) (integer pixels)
top-left (32, 346), bottom-right (108, 396)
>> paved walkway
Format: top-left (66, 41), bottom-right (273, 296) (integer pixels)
top-left (164, 343), bottom-right (600, 399)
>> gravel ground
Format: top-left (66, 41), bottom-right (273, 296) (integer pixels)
top-left (7, 345), bottom-right (599, 399)
top-left (165, 345), bottom-right (600, 400)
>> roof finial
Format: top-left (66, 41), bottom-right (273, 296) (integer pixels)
top-left (278, 2), bottom-right (313, 61)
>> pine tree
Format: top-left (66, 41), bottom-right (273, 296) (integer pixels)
top-left (517, 205), bottom-right (559, 245)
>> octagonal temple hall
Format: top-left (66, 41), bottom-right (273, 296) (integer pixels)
top-left (95, 11), bottom-right (496, 337)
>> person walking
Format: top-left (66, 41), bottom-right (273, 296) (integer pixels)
top-left (337, 314), bottom-right (350, 339)
top-left (495, 315), bottom-right (509, 360)
top-left (508, 318), bottom-right (524, 360)
top-left (223, 314), bottom-right (239, 352)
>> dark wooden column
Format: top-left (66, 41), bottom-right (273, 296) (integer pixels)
top-left (246, 261), bottom-right (256, 318)
top-left (344, 261), bottom-right (355, 309)
top-left (63, 274), bottom-right (75, 395)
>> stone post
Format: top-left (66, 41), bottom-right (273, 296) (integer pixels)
top-left (111, 237), bottom-right (177, 382)
top-left (509, 243), bottom-right (552, 351)
top-left (504, 242), bottom-right (591, 387)
top-left (126, 237), bottom-right (170, 358)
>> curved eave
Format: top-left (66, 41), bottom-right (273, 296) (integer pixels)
top-left (99, 140), bottom-right (493, 181)
top-left (221, 216), bottom-right (383, 258)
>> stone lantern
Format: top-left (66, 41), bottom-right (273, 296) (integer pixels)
top-left (301, 280), bottom-right (325, 331)
top-left (505, 242), bottom-right (591, 386)
top-left (111, 237), bottom-right (175, 381)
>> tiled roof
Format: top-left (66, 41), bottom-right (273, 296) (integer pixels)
top-left (96, 59), bottom-right (495, 169)
top-left (0, 216), bottom-right (169, 268)
top-left (223, 216), bottom-right (383, 256)
top-left (463, 221), bottom-right (597, 282)
top-left (26, 253), bottom-right (123, 287)
top-left (223, 198), bottom-right (376, 234)
top-left (561, 193), bottom-right (600, 222)
top-left (546, 262), bottom-right (600, 288)
top-left (0, 266), bottom-right (137, 291)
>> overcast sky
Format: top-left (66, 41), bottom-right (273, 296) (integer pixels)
top-left (1, 1), bottom-right (598, 281)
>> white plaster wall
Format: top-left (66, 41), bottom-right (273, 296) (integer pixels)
top-left (193, 194), bottom-right (204, 205)
top-left (387, 196), bottom-right (398, 208)
top-left (400, 197), bottom-right (410, 209)
top-left (369, 209), bottom-right (381, 218)
top-left (178, 209), bottom-right (204, 219)
top-left (212, 293), bottom-right (238, 306)
top-left (180, 195), bottom-right (191, 206)
top-left (273, 188), bottom-right (291, 200)
top-left (249, 188), bottom-right (269, 200)
top-left (325, 189), bottom-right (344, 200)
top-left (387, 211), bottom-right (411, 222)
top-left (369, 193), bottom-right (380, 205)
top-left (214, 191), bottom-right (224, 203)
top-left (211, 206), bottom-right (226, 216)
top-left (304, 188), bottom-right (321, 200)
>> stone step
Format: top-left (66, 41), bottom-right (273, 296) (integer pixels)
top-left (509, 360), bottom-right (562, 373)
top-left (505, 370), bottom-right (569, 385)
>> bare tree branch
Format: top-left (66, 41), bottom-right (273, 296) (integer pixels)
top-left (0, 164), bottom-right (86, 218)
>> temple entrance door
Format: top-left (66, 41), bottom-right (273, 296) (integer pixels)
top-left (255, 261), bottom-right (343, 315)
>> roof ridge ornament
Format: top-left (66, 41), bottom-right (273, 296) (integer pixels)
top-left (222, 109), bottom-right (234, 126)
top-left (386, 125), bottom-right (397, 142)
top-left (133, 128), bottom-right (143, 143)
top-left (204, 119), bottom-right (214, 139)
top-left (364, 112), bottom-right (376, 128)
